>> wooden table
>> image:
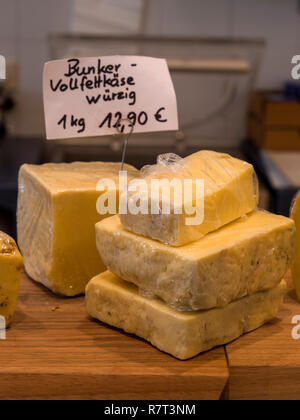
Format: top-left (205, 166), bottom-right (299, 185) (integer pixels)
top-left (0, 274), bottom-right (229, 400)
top-left (1, 273), bottom-right (299, 400)
top-left (226, 274), bottom-right (300, 400)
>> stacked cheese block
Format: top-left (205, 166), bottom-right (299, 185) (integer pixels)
top-left (86, 151), bottom-right (295, 360)
top-left (17, 162), bottom-right (139, 296)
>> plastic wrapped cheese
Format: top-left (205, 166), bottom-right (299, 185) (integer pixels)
top-left (120, 151), bottom-right (259, 246)
top-left (0, 232), bottom-right (23, 327)
top-left (96, 211), bottom-right (295, 311)
top-left (17, 162), bottom-right (138, 296)
top-left (86, 271), bottom-right (286, 360)
top-left (291, 191), bottom-right (300, 300)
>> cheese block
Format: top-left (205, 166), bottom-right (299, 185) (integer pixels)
top-left (96, 211), bottom-right (295, 311)
top-left (0, 232), bottom-right (23, 327)
top-left (120, 150), bottom-right (258, 246)
top-left (291, 191), bottom-right (300, 300)
top-left (17, 162), bottom-right (138, 296)
top-left (86, 271), bottom-right (286, 360)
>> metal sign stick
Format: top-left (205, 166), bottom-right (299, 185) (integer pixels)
top-left (116, 118), bottom-right (135, 171)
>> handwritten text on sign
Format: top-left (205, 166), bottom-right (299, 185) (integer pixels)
top-left (43, 56), bottom-right (178, 139)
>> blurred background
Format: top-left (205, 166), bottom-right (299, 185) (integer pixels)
top-left (0, 0), bottom-right (300, 238)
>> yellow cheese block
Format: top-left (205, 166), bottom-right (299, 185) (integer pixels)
top-left (0, 232), bottom-right (23, 327)
top-left (17, 162), bottom-right (138, 296)
top-left (96, 211), bottom-right (295, 311)
top-left (86, 271), bottom-right (286, 360)
top-left (120, 150), bottom-right (258, 246)
top-left (291, 191), bottom-right (300, 300)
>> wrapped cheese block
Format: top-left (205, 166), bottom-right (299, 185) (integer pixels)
top-left (120, 151), bottom-right (259, 246)
top-left (291, 191), bottom-right (300, 300)
top-left (86, 271), bottom-right (286, 360)
top-left (17, 162), bottom-right (138, 296)
top-left (0, 232), bottom-right (23, 327)
top-left (96, 211), bottom-right (295, 311)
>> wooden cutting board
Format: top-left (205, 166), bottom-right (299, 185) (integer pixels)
top-left (226, 274), bottom-right (300, 400)
top-left (0, 273), bottom-right (229, 400)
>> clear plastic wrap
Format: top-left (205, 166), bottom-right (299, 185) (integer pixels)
top-left (17, 162), bottom-right (139, 296)
top-left (86, 271), bottom-right (286, 360)
top-left (97, 211), bottom-right (294, 311)
top-left (120, 150), bottom-right (259, 246)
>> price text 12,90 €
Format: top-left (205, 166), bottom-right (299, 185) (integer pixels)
top-left (57, 108), bottom-right (168, 134)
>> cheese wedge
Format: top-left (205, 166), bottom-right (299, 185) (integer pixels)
top-left (96, 211), bottom-right (295, 311)
top-left (17, 162), bottom-right (138, 296)
top-left (86, 271), bottom-right (286, 360)
top-left (291, 191), bottom-right (300, 300)
top-left (120, 150), bottom-right (258, 246)
top-left (0, 232), bottom-right (23, 327)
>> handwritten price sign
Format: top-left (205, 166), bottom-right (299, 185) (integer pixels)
top-left (43, 56), bottom-right (179, 139)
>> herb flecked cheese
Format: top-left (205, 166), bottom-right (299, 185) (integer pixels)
top-left (86, 271), bottom-right (286, 360)
top-left (96, 211), bottom-right (295, 311)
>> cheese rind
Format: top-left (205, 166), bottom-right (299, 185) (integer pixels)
top-left (17, 162), bottom-right (138, 296)
top-left (120, 150), bottom-right (258, 246)
top-left (0, 232), bottom-right (23, 327)
top-left (96, 211), bottom-right (295, 311)
top-left (291, 191), bottom-right (300, 300)
top-left (86, 271), bottom-right (286, 360)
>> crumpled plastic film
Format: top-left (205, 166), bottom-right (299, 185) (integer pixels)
top-left (119, 150), bottom-right (259, 246)
top-left (141, 153), bottom-right (192, 178)
top-left (122, 153), bottom-right (194, 219)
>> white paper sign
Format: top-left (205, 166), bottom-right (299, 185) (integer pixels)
top-left (43, 56), bottom-right (178, 140)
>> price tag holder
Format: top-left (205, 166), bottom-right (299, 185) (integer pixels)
top-left (43, 56), bottom-right (179, 139)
